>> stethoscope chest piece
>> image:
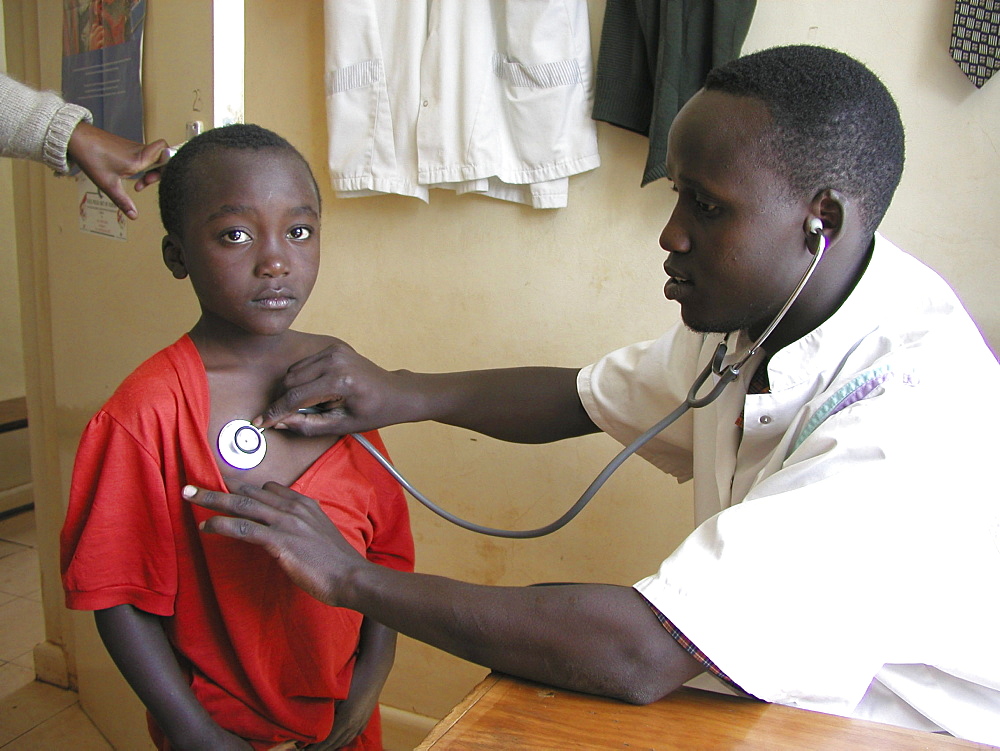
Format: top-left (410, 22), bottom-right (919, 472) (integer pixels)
top-left (218, 419), bottom-right (267, 469)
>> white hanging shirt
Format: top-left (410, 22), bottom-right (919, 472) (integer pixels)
top-left (323, 0), bottom-right (600, 208)
top-left (578, 234), bottom-right (1000, 744)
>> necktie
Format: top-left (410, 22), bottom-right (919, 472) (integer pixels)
top-left (950, 0), bottom-right (1000, 88)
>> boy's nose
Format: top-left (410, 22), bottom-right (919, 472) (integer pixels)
top-left (256, 240), bottom-right (290, 277)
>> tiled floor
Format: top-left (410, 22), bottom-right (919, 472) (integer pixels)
top-left (0, 509), bottom-right (112, 749)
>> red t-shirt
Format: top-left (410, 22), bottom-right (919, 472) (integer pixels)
top-left (61, 335), bottom-right (415, 749)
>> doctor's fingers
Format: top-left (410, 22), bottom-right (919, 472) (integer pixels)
top-left (283, 338), bottom-right (359, 378)
top-left (253, 348), bottom-right (358, 429)
top-left (254, 386), bottom-right (351, 433)
top-left (184, 482), bottom-right (320, 534)
top-left (281, 339), bottom-right (391, 402)
top-left (185, 485), bottom-right (356, 606)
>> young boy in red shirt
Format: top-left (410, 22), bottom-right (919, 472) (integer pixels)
top-left (60, 124), bottom-right (414, 750)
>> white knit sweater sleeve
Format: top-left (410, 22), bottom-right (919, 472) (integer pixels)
top-left (0, 73), bottom-right (93, 173)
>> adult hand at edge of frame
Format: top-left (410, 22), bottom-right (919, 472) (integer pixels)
top-left (67, 120), bottom-right (170, 219)
top-left (183, 482), bottom-right (366, 608)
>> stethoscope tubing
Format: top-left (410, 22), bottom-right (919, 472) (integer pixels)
top-left (350, 397), bottom-right (694, 539)
top-left (348, 228), bottom-right (828, 538)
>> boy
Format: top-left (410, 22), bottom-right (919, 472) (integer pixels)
top-left (60, 124), bottom-right (414, 750)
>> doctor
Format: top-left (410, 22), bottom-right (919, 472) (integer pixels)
top-left (186, 45), bottom-right (1000, 743)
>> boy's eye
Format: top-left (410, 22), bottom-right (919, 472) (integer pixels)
top-left (221, 229), bottom-right (251, 244)
top-left (288, 226), bottom-right (313, 240)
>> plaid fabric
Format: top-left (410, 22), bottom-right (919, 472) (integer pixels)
top-left (735, 357), bottom-right (771, 430)
top-left (647, 604), bottom-right (757, 698)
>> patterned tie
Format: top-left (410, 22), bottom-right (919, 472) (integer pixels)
top-left (950, 0), bottom-right (1000, 88)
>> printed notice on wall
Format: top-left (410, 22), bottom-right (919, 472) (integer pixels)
top-left (78, 178), bottom-right (128, 240)
top-left (62, 0), bottom-right (146, 238)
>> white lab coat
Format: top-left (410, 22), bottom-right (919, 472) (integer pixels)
top-left (323, 0), bottom-right (600, 208)
top-left (578, 234), bottom-right (1000, 743)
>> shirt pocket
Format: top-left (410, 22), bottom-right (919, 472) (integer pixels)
top-left (326, 57), bottom-right (392, 188)
top-left (493, 0), bottom-right (597, 173)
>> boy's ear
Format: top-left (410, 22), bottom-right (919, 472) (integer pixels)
top-left (162, 234), bottom-right (189, 279)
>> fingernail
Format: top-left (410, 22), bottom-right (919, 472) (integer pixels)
top-left (182, 485), bottom-right (197, 499)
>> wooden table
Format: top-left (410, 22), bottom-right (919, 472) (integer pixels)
top-left (417, 673), bottom-right (996, 750)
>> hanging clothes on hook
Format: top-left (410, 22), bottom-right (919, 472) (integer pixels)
top-left (323, 0), bottom-right (601, 209)
top-left (593, 0), bottom-right (756, 186)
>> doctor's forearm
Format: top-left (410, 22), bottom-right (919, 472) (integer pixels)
top-left (408, 367), bottom-right (597, 443)
top-left (340, 566), bottom-right (701, 704)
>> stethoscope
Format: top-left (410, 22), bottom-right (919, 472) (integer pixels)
top-left (219, 222), bottom-right (829, 538)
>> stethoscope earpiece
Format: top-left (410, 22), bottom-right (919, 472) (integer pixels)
top-left (805, 217), bottom-right (827, 256)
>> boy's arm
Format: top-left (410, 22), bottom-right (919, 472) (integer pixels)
top-left (255, 339), bottom-right (599, 443)
top-left (94, 605), bottom-right (252, 751)
top-left (320, 618), bottom-right (397, 750)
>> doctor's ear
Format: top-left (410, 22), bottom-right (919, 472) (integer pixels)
top-left (162, 235), bottom-right (189, 280)
top-left (808, 189), bottom-right (848, 240)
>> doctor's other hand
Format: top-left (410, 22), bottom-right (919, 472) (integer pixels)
top-left (67, 120), bottom-right (170, 219)
top-left (184, 483), bottom-right (363, 607)
top-left (255, 338), bottom-right (418, 436)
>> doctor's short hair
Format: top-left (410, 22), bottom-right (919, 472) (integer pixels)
top-left (705, 45), bottom-right (905, 237)
top-left (158, 123), bottom-right (320, 237)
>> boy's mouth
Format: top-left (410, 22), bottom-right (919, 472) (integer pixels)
top-left (254, 289), bottom-right (295, 309)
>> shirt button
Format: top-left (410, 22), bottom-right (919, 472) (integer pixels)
top-left (759, 415), bottom-right (772, 425)
top-left (422, 99), bottom-right (429, 107)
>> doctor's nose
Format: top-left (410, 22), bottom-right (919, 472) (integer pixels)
top-left (659, 211), bottom-right (690, 254)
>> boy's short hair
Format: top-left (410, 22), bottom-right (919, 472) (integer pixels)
top-left (705, 45), bottom-right (905, 236)
top-left (158, 123), bottom-right (320, 236)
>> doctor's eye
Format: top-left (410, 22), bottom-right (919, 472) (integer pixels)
top-left (288, 226), bottom-right (313, 240)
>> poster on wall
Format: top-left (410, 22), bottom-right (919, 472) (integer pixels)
top-left (62, 0), bottom-right (146, 238)
top-left (78, 184), bottom-right (128, 240)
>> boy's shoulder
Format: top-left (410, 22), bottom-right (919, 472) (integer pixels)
top-left (282, 331), bottom-right (342, 363)
top-left (288, 330), bottom-right (339, 347)
top-left (103, 335), bottom-right (205, 418)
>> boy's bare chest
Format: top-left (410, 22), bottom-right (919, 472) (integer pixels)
top-left (205, 371), bottom-right (340, 491)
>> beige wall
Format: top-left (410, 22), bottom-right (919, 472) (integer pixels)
top-left (9, 0), bottom-right (998, 749)
top-left (0, 3), bottom-right (32, 515)
top-left (0, 4), bottom-right (25, 403)
top-left (8, 1), bottom-right (213, 748)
